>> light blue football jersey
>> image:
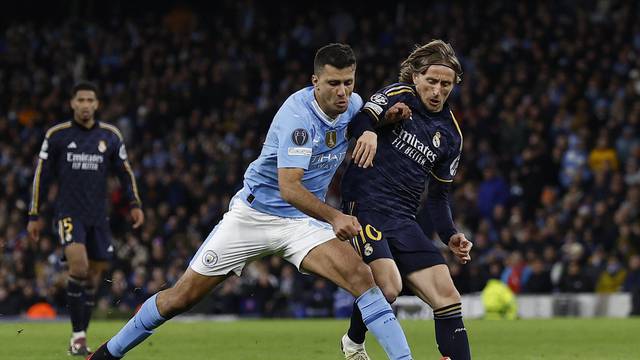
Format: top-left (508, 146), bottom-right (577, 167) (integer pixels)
top-left (240, 86), bottom-right (363, 218)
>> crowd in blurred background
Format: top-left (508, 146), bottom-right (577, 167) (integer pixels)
top-left (1, 0), bottom-right (639, 318)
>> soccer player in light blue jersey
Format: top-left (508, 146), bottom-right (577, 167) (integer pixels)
top-left (89, 44), bottom-right (413, 360)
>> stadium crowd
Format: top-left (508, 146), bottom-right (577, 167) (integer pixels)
top-left (1, 0), bottom-right (639, 318)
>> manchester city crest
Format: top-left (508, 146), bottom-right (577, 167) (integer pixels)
top-left (432, 131), bottom-right (441, 148)
top-left (98, 140), bottom-right (107, 153)
top-left (202, 250), bottom-right (219, 267)
top-left (325, 130), bottom-right (337, 148)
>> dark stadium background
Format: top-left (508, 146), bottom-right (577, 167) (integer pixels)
top-left (1, 0), bottom-right (639, 319)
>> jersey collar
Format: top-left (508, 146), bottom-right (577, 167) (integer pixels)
top-left (311, 99), bottom-right (341, 127)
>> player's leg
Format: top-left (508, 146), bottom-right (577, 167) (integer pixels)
top-left (91, 197), bottom-right (269, 359)
top-left (343, 213), bottom-right (402, 356)
top-left (405, 265), bottom-right (471, 360)
top-left (299, 239), bottom-right (412, 360)
top-left (85, 260), bottom-right (109, 331)
top-left (93, 269), bottom-right (229, 359)
top-left (58, 216), bottom-right (91, 355)
top-left (83, 222), bottom-right (113, 335)
top-left (341, 258), bottom-right (400, 359)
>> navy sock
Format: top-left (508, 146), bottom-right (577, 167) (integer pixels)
top-left (67, 276), bottom-right (86, 333)
top-left (347, 302), bottom-right (367, 344)
top-left (433, 303), bottom-right (471, 360)
top-left (83, 285), bottom-right (95, 332)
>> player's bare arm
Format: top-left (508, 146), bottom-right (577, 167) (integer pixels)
top-left (278, 167), bottom-right (360, 241)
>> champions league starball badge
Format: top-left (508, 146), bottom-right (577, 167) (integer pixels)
top-left (291, 128), bottom-right (309, 146)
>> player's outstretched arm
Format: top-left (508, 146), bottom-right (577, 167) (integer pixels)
top-left (278, 167), bottom-right (361, 241)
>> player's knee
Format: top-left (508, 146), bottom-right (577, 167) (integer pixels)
top-left (348, 262), bottom-right (375, 293)
top-left (440, 285), bottom-right (461, 304)
top-left (379, 283), bottom-right (401, 304)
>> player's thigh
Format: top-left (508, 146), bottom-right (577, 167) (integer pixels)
top-left (300, 238), bottom-right (374, 296)
top-left (189, 198), bottom-right (278, 277)
top-left (56, 216), bottom-right (89, 275)
top-left (345, 207), bottom-right (402, 298)
top-left (405, 264), bottom-right (460, 308)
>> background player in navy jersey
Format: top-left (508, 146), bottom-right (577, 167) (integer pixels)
top-left (341, 40), bottom-right (473, 360)
top-left (26, 82), bottom-right (144, 356)
top-left (88, 44), bottom-right (414, 360)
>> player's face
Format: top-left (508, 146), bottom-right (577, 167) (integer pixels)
top-left (312, 64), bottom-right (356, 118)
top-left (70, 90), bottom-right (99, 122)
top-left (413, 65), bottom-right (456, 112)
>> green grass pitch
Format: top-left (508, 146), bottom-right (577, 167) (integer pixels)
top-left (1, 318), bottom-right (638, 359)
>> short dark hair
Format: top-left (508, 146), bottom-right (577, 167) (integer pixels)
top-left (71, 81), bottom-right (99, 99)
top-left (313, 43), bottom-right (356, 74)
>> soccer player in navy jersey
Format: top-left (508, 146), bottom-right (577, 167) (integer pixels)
top-left (340, 40), bottom-right (473, 360)
top-left (89, 44), bottom-right (414, 360)
top-left (27, 82), bottom-right (144, 356)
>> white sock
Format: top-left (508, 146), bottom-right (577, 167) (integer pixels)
top-left (342, 334), bottom-right (365, 351)
top-left (71, 331), bottom-right (86, 341)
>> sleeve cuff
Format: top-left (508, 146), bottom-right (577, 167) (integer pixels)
top-left (130, 202), bottom-right (142, 209)
top-left (442, 229), bottom-right (458, 244)
top-left (348, 113), bottom-right (376, 139)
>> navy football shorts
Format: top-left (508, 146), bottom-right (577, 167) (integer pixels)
top-left (344, 202), bottom-right (446, 275)
top-left (55, 216), bottom-right (113, 261)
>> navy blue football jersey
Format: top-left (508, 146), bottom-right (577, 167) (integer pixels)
top-left (342, 83), bottom-right (463, 218)
top-left (29, 120), bottom-right (141, 224)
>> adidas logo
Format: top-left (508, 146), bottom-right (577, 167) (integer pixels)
top-left (67, 142), bottom-right (77, 149)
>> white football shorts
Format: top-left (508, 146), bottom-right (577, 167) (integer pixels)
top-left (189, 195), bottom-right (336, 276)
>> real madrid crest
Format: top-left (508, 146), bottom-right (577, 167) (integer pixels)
top-left (325, 130), bottom-right (337, 148)
top-left (364, 243), bottom-right (374, 256)
top-left (432, 131), bottom-right (441, 148)
top-left (98, 140), bottom-right (107, 153)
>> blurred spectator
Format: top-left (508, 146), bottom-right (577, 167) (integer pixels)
top-left (501, 251), bottom-right (530, 294)
top-left (476, 165), bottom-right (510, 220)
top-left (481, 274), bottom-right (517, 320)
top-left (522, 257), bottom-right (552, 294)
top-left (588, 133), bottom-right (619, 173)
top-left (596, 256), bottom-right (627, 293)
top-left (559, 261), bottom-right (593, 293)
